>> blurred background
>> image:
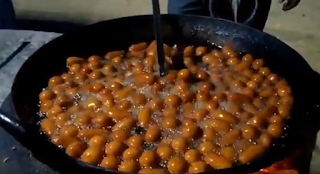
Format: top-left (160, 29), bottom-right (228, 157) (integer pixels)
top-left (10, 0), bottom-right (320, 72)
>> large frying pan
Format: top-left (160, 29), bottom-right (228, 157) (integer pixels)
top-left (0, 14), bottom-right (319, 174)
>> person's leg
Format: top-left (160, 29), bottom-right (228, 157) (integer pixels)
top-left (237, 0), bottom-right (271, 30)
top-left (168, 0), bottom-right (271, 31)
top-left (0, 0), bottom-right (16, 29)
top-left (209, 0), bottom-right (234, 21)
top-left (167, 0), bottom-right (209, 16)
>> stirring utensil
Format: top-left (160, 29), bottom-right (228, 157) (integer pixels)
top-left (231, 0), bottom-right (241, 22)
top-left (151, 0), bottom-right (168, 76)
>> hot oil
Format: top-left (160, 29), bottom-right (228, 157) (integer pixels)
top-left (37, 42), bottom-right (293, 172)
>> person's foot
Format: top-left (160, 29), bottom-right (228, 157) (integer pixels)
top-left (279, 0), bottom-right (301, 11)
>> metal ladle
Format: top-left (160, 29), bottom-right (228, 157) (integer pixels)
top-left (151, 0), bottom-right (168, 77)
top-left (231, 0), bottom-right (241, 22)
